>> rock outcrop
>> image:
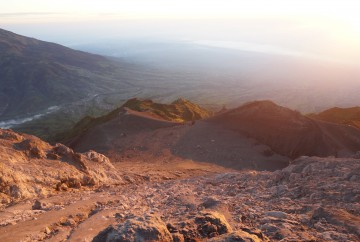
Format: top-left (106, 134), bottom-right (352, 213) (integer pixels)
top-left (209, 230), bottom-right (264, 242)
top-left (93, 211), bottom-right (265, 242)
top-left (93, 214), bottom-right (173, 242)
top-left (0, 129), bottom-right (122, 206)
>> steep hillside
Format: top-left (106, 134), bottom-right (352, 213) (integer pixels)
top-left (209, 100), bottom-right (360, 159)
top-left (65, 100), bottom-right (360, 170)
top-left (0, 28), bottom-right (131, 120)
top-left (65, 99), bottom-right (289, 171)
top-left (56, 98), bottom-right (211, 143)
top-left (309, 106), bottom-right (360, 129)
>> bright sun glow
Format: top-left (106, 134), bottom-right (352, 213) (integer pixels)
top-left (2, 0), bottom-right (360, 36)
top-left (2, 0), bottom-right (360, 64)
top-left (1, 0), bottom-right (360, 23)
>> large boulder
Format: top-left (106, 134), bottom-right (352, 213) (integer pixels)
top-left (209, 230), bottom-right (265, 242)
top-left (172, 210), bottom-right (233, 241)
top-left (93, 214), bottom-right (173, 242)
top-left (195, 211), bottom-right (233, 238)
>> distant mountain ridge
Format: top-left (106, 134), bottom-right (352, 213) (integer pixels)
top-left (0, 28), bottom-right (129, 119)
top-left (308, 106), bottom-right (360, 129)
top-left (0, 28), bottom-right (106, 69)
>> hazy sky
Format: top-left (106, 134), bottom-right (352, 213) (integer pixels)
top-left (1, 0), bottom-right (360, 22)
top-left (1, 0), bottom-right (360, 65)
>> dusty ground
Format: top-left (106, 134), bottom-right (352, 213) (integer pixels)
top-left (0, 157), bottom-right (359, 241)
top-left (0, 159), bottom-right (230, 242)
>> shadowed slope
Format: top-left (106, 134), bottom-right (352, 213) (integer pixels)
top-left (67, 99), bottom-right (360, 170)
top-left (67, 108), bottom-right (178, 154)
top-left (66, 99), bottom-right (289, 171)
top-left (209, 100), bottom-right (360, 158)
top-left (309, 106), bottom-right (360, 129)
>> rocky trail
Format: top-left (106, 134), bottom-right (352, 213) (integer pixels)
top-left (1, 155), bottom-right (359, 241)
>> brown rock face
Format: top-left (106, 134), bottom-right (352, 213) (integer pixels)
top-left (93, 214), bottom-right (173, 242)
top-left (195, 211), bottom-right (233, 238)
top-left (93, 211), bottom-right (233, 242)
top-left (209, 231), bottom-right (264, 242)
top-left (0, 128), bottom-right (122, 205)
top-left (93, 211), bottom-right (269, 242)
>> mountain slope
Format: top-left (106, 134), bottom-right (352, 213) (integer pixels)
top-left (209, 100), bottom-right (360, 158)
top-left (64, 99), bottom-right (289, 171)
top-left (65, 99), bottom-right (360, 170)
top-left (56, 98), bottom-right (211, 143)
top-left (308, 106), bottom-right (360, 129)
top-left (0, 28), bottom-right (130, 120)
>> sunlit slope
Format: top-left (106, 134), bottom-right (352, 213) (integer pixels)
top-left (122, 98), bottom-right (212, 122)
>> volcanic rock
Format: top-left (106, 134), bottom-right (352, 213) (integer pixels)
top-left (0, 128), bottom-right (122, 205)
top-left (93, 214), bottom-right (173, 242)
